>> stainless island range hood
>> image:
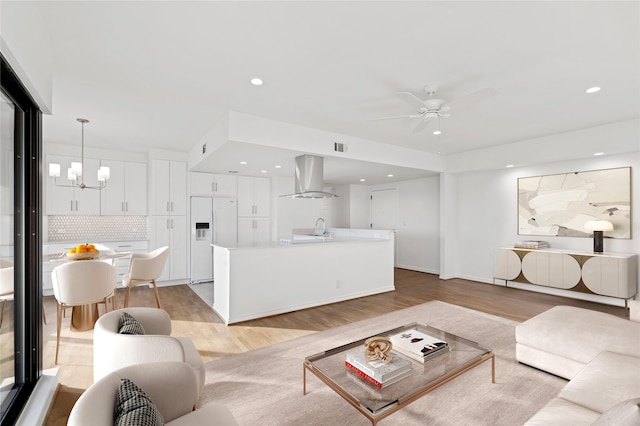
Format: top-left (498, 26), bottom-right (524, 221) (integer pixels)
top-left (281, 154), bottom-right (338, 199)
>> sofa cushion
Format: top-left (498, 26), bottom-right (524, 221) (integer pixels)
top-left (516, 306), bottom-right (640, 365)
top-left (524, 397), bottom-right (600, 426)
top-left (114, 378), bottom-right (164, 426)
top-left (559, 351), bottom-right (640, 414)
top-left (592, 398), bottom-right (640, 425)
top-left (118, 312), bottom-right (146, 335)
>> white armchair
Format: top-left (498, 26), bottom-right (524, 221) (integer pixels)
top-left (68, 361), bottom-right (237, 426)
top-left (123, 246), bottom-right (169, 308)
top-left (93, 307), bottom-right (205, 394)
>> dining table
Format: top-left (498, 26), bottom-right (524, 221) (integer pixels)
top-left (44, 250), bottom-right (130, 331)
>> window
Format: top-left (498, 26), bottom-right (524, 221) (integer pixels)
top-left (0, 54), bottom-right (43, 425)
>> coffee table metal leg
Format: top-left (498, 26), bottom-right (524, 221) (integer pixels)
top-left (491, 353), bottom-right (495, 383)
top-left (303, 364), bottom-right (307, 395)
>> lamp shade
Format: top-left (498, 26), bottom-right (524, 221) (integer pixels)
top-left (49, 163), bottom-right (61, 178)
top-left (98, 166), bottom-right (110, 182)
top-left (71, 161), bottom-right (83, 176)
top-left (584, 220), bottom-right (614, 232)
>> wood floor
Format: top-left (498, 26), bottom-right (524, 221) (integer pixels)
top-left (42, 268), bottom-right (626, 425)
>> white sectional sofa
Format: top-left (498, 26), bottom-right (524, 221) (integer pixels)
top-left (516, 302), bottom-right (640, 424)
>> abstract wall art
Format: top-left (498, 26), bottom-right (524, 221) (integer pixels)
top-left (518, 167), bottom-right (631, 238)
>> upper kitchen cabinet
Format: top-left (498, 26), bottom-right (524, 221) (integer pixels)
top-left (237, 176), bottom-right (270, 217)
top-left (149, 160), bottom-right (187, 216)
top-left (190, 172), bottom-right (237, 197)
top-left (100, 160), bottom-right (147, 215)
top-left (46, 154), bottom-right (100, 215)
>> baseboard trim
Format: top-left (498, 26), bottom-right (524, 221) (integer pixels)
top-left (16, 368), bottom-right (59, 426)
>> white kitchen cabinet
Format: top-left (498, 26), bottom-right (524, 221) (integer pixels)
top-left (100, 161), bottom-right (147, 215)
top-left (151, 215), bottom-right (187, 281)
top-left (237, 217), bottom-right (270, 246)
top-left (190, 172), bottom-right (237, 197)
top-left (149, 160), bottom-right (187, 216)
top-left (46, 155), bottom-right (101, 215)
top-left (101, 240), bottom-right (149, 283)
top-left (237, 176), bottom-right (270, 217)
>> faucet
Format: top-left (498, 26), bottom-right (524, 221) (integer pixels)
top-left (314, 217), bottom-right (326, 236)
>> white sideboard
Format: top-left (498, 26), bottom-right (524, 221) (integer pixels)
top-left (494, 248), bottom-right (638, 305)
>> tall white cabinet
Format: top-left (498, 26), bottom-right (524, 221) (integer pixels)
top-left (149, 159), bottom-right (187, 216)
top-left (237, 176), bottom-right (270, 245)
top-left (149, 159), bottom-right (187, 281)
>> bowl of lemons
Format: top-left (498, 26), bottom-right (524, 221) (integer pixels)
top-left (66, 243), bottom-right (99, 260)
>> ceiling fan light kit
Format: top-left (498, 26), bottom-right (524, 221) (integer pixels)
top-left (372, 84), bottom-right (497, 135)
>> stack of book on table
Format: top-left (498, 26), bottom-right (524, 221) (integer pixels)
top-left (389, 329), bottom-right (450, 363)
top-left (345, 349), bottom-right (412, 388)
top-left (513, 240), bottom-right (549, 249)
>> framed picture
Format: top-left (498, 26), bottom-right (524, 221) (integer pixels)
top-left (518, 166), bottom-right (631, 238)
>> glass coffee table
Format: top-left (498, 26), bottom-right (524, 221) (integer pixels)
top-left (303, 323), bottom-right (494, 425)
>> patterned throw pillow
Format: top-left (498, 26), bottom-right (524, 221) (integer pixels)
top-left (114, 378), bottom-right (164, 426)
top-left (118, 312), bottom-right (146, 335)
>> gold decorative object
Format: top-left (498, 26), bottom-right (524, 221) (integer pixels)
top-left (364, 336), bottom-right (393, 363)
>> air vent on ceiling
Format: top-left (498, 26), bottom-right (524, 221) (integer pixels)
top-left (334, 142), bottom-right (346, 153)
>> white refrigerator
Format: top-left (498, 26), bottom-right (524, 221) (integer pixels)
top-left (190, 196), bottom-right (237, 284)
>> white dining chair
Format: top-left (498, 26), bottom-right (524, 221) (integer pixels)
top-left (0, 259), bottom-right (14, 328)
top-left (1, 259), bottom-right (48, 327)
top-left (123, 246), bottom-right (169, 308)
top-left (51, 260), bottom-right (117, 364)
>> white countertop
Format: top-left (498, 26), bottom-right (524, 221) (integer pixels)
top-left (214, 228), bottom-right (393, 250)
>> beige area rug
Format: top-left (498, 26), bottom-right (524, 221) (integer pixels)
top-left (201, 301), bottom-right (565, 425)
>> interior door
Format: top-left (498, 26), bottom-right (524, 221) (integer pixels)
top-left (370, 188), bottom-right (398, 265)
top-left (370, 189), bottom-right (397, 230)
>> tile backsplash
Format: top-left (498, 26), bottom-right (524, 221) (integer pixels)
top-left (48, 215), bottom-right (147, 242)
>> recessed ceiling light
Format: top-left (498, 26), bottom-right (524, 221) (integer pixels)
top-left (387, 174), bottom-right (394, 177)
top-left (251, 78), bottom-right (263, 86)
top-left (593, 152), bottom-right (605, 156)
top-left (359, 178), bottom-right (366, 182)
top-left (506, 164), bottom-right (514, 168)
top-left (260, 170), bottom-right (267, 173)
top-left (274, 165), bottom-right (282, 169)
top-left (585, 86), bottom-right (601, 94)
top-left (240, 161), bottom-right (247, 165)
top-left (433, 130), bottom-right (442, 135)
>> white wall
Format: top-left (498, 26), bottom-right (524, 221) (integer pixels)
top-left (272, 176), bottom-right (338, 240)
top-left (451, 152), bottom-right (640, 303)
top-left (0, 1), bottom-right (53, 113)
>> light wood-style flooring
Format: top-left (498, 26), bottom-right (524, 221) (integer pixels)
top-left (42, 269), bottom-right (626, 424)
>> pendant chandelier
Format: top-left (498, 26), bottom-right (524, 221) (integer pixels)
top-left (48, 118), bottom-right (110, 190)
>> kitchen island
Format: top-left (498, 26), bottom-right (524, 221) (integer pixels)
top-left (212, 229), bottom-right (394, 324)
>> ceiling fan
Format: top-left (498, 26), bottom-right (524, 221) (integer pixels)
top-left (372, 84), bottom-right (498, 134)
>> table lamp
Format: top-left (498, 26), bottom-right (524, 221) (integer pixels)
top-left (584, 220), bottom-right (613, 253)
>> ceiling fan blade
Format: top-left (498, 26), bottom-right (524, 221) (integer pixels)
top-left (412, 119), bottom-right (432, 133)
top-left (446, 87), bottom-right (498, 108)
top-left (397, 92), bottom-right (427, 110)
top-left (439, 113), bottom-right (451, 119)
top-left (370, 113), bottom-right (423, 121)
